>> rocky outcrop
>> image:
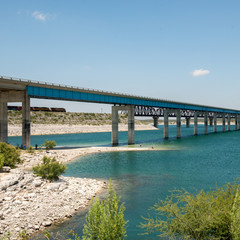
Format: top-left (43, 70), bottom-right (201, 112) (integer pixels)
top-left (0, 169), bottom-right (105, 239)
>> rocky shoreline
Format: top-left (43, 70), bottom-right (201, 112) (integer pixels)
top-left (0, 146), bottom-right (158, 239)
top-left (0, 170), bottom-right (105, 239)
top-left (0, 150), bottom-right (107, 239)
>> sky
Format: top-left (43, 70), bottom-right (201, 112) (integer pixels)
top-left (1, 0), bottom-right (240, 113)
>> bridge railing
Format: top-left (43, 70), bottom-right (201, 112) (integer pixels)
top-left (0, 75), bottom-right (174, 102)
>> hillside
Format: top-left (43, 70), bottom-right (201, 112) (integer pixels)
top-left (8, 111), bottom-right (149, 125)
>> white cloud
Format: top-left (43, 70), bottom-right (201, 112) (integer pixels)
top-left (82, 65), bottom-right (91, 70)
top-left (32, 11), bottom-right (55, 22)
top-left (191, 69), bottom-right (210, 77)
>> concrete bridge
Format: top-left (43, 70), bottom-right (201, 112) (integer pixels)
top-left (1, 76), bottom-right (240, 148)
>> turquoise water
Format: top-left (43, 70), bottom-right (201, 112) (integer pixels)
top-left (18, 124), bottom-right (240, 239)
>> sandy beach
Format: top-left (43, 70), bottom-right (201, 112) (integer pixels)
top-left (8, 123), bottom-right (157, 136)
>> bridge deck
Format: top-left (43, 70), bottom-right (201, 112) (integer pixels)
top-left (1, 76), bottom-right (240, 114)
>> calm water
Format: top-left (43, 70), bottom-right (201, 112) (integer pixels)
top-left (13, 124), bottom-right (240, 239)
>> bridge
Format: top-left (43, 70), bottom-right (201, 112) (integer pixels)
top-left (1, 76), bottom-right (240, 148)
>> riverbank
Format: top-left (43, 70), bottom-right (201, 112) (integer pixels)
top-left (8, 123), bottom-right (156, 136)
top-left (0, 145), bottom-right (160, 239)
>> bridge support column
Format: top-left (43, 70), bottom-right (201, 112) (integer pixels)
top-left (227, 115), bottom-right (231, 131)
top-left (222, 115), bottom-right (226, 132)
top-left (0, 93), bottom-right (8, 143)
top-left (112, 105), bottom-right (135, 146)
top-left (22, 92), bottom-right (31, 149)
top-left (238, 115), bottom-right (240, 130)
top-left (194, 112), bottom-right (198, 135)
top-left (214, 114), bottom-right (217, 132)
top-left (177, 110), bottom-right (181, 138)
top-left (164, 110), bottom-right (169, 139)
top-left (209, 117), bottom-right (213, 126)
top-left (128, 105), bottom-right (135, 145)
top-left (235, 115), bottom-right (238, 130)
top-left (204, 112), bottom-right (208, 135)
top-left (153, 116), bottom-right (159, 128)
top-left (185, 117), bottom-right (190, 128)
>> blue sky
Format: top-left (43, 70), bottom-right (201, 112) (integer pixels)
top-left (1, 0), bottom-right (240, 112)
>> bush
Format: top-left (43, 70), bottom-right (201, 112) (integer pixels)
top-left (43, 140), bottom-right (56, 151)
top-left (140, 181), bottom-right (240, 239)
top-left (0, 153), bottom-right (4, 170)
top-left (82, 181), bottom-right (128, 240)
top-left (0, 142), bottom-right (21, 168)
top-left (32, 156), bottom-right (66, 181)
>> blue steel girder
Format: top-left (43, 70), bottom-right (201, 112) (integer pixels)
top-left (1, 76), bottom-right (239, 115)
top-left (26, 85), bottom-right (240, 115)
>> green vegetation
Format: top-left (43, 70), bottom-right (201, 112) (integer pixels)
top-left (82, 181), bottom-right (128, 240)
top-left (140, 181), bottom-right (240, 240)
top-left (0, 142), bottom-right (21, 168)
top-left (32, 156), bottom-right (66, 181)
top-left (0, 153), bottom-right (4, 169)
top-left (43, 140), bottom-right (56, 151)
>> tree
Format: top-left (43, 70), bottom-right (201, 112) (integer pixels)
top-left (0, 142), bottom-right (21, 168)
top-left (32, 156), bottom-right (66, 181)
top-left (43, 140), bottom-right (56, 151)
top-left (82, 181), bottom-right (128, 240)
top-left (140, 181), bottom-right (240, 239)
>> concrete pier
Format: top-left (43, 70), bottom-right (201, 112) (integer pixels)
top-left (112, 105), bottom-right (135, 145)
top-left (164, 109), bottom-right (181, 139)
top-left (153, 116), bottom-right (159, 128)
top-left (176, 110), bottom-right (181, 138)
top-left (185, 117), bottom-right (191, 128)
top-left (22, 91), bottom-right (31, 149)
top-left (0, 94), bottom-right (8, 143)
top-left (112, 107), bottom-right (119, 146)
top-left (227, 115), bottom-right (231, 131)
top-left (164, 110), bottom-right (169, 139)
top-left (235, 115), bottom-right (238, 130)
top-left (214, 114), bottom-right (217, 132)
top-left (128, 105), bottom-right (135, 145)
top-left (222, 115), bottom-right (226, 132)
top-left (209, 117), bottom-right (213, 126)
top-left (204, 112), bottom-right (208, 135)
top-left (194, 112), bottom-right (198, 135)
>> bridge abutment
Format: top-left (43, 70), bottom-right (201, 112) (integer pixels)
top-left (0, 90), bottom-right (31, 149)
top-left (112, 105), bottom-right (135, 146)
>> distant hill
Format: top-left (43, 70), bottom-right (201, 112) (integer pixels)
top-left (8, 111), bottom-right (149, 125)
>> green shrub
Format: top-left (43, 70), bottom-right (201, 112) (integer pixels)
top-left (43, 140), bottom-right (56, 151)
top-left (82, 181), bottom-right (128, 240)
top-left (0, 153), bottom-right (4, 170)
top-left (32, 156), bottom-right (66, 181)
top-left (0, 142), bottom-right (21, 168)
top-left (140, 181), bottom-right (240, 240)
